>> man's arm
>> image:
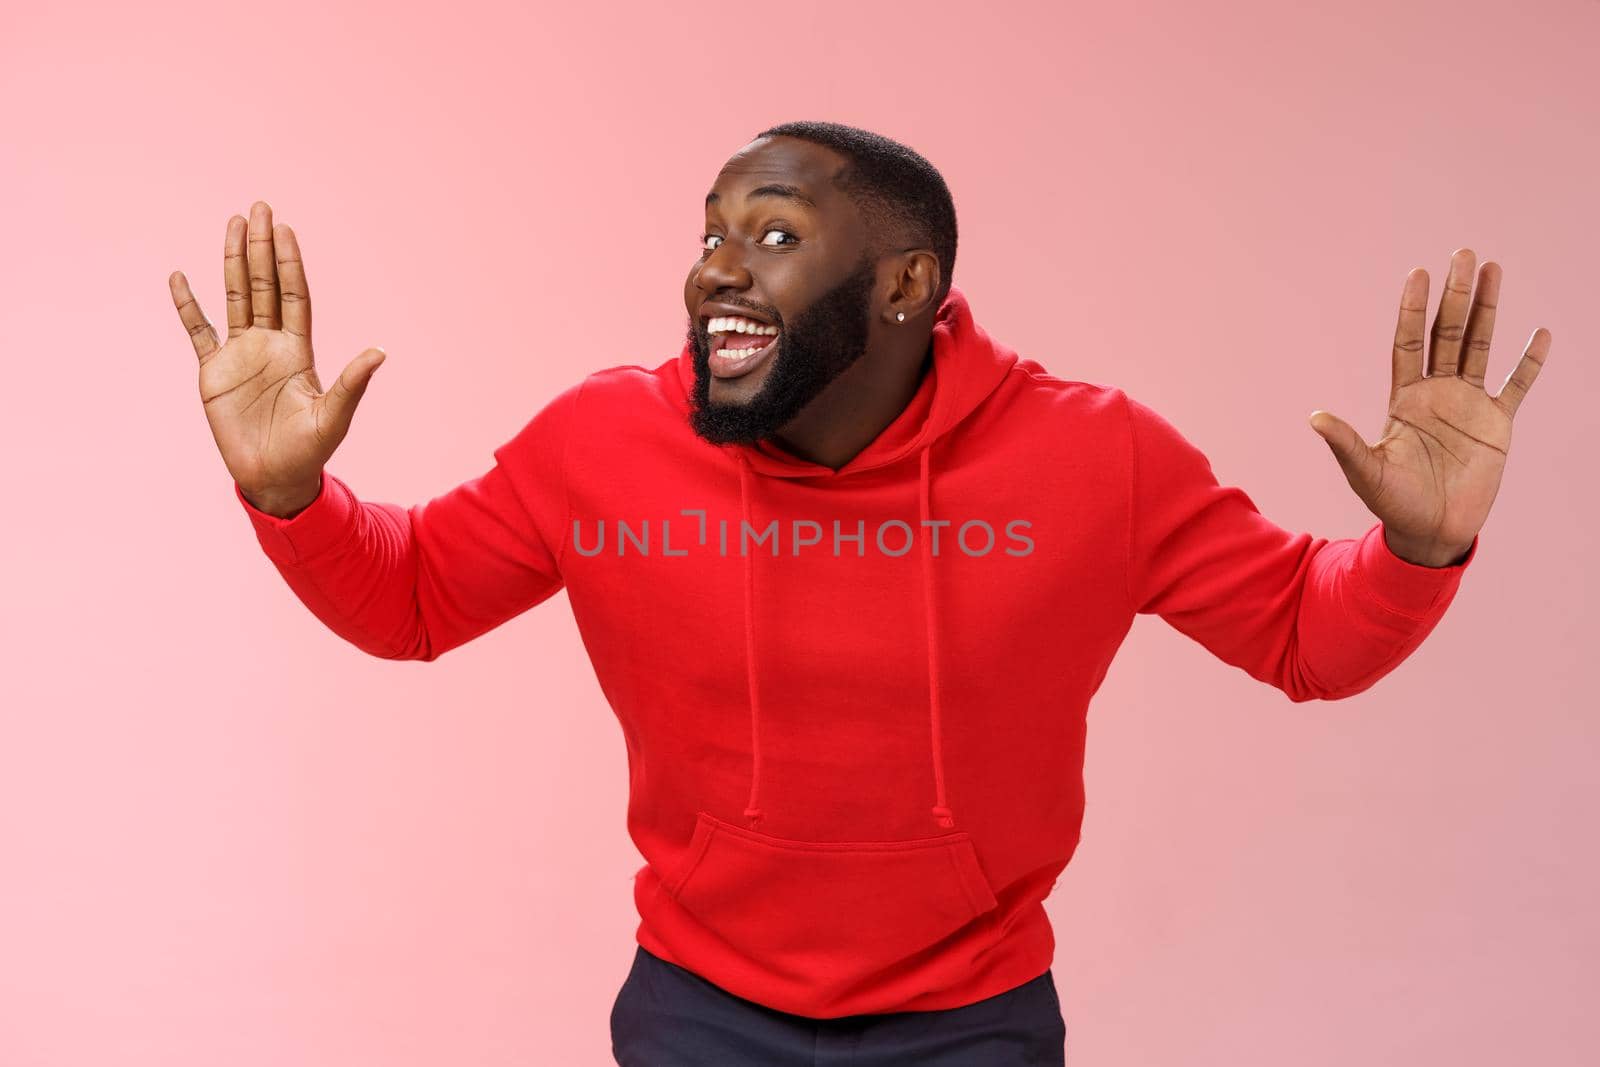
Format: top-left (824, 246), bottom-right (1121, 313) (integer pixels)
top-left (1121, 247), bottom-right (1553, 700)
top-left (236, 379), bottom-right (583, 661)
top-left (1122, 390), bottom-right (1475, 702)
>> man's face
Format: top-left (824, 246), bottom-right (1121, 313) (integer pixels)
top-left (683, 136), bottom-right (879, 446)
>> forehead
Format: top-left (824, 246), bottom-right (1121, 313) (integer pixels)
top-left (705, 136), bottom-right (855, 218)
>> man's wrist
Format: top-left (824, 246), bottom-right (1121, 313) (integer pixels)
top-left (1383, 527), bottom-right (1474, 568)
top-left (240, 476), bottom-right (323, 520)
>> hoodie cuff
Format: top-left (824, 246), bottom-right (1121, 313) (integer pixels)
top-left (1350, 521), bottom-right (1478, 621)
top-left (234, 472), bottom-right (359, 565)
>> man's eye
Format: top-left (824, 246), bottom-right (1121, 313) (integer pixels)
top-left (700, 229), bottom-right (797, 252)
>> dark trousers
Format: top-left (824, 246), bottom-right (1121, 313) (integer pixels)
top-left (611, 945), bottom-right (1066, 1066)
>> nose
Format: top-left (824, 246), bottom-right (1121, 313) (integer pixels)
top-left (693, 237), bottom-right (751, 293)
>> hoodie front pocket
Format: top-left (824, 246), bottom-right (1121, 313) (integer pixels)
top-left (663, 810), bottom-right (1001, 991)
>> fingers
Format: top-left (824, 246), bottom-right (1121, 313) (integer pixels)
top-left (224, 215), bottom-right (251, 337)
top-left (1308, 409), bottom-right (1381, 500)
top-left (1392, 267), bottom-right (1428, 391)
top-left (247, 201), bottom-right (280, 329)
top-left (169, 270), bottom-right (221, 361)
top-left (275, 223), bottom-right (312, 339)
top-left (1426, 248), bottom-right (1476, 377)
top-left (319, 348), bottom-right (387, 443)
top-left (1493, 328), bottom-right (1552, 419)
top-left (1458, 261), bottom-right (1501, 388)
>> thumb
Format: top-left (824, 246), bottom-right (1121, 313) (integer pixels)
top-left (320, 346), bottom-right (386, 441)
top-left (1308, 409), bottom-right (1380, 498)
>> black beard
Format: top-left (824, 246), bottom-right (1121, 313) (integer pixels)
top-left (686, 254), bottom-right (876, 447)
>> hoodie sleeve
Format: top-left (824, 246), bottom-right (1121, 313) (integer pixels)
top-left (1121, 390), bottom-right (1476, 702)
top-left (233, 378), bottom-right (583, 661)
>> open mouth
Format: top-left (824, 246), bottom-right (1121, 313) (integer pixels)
top-left (705, 314), bottom-right (780, 380)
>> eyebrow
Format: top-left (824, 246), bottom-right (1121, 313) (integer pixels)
top-left (704, 183), bottom-right (817, 209)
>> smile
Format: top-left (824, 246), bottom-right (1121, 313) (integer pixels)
top-left (706, 314), bottom-right (780, 380)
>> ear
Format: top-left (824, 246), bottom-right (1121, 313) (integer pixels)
top-left (884, 249), bottom-right (942, 324)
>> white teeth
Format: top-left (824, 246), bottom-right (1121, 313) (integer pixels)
top-left (707, 315), bottom-right (778, 336)
top-left (713, 337), bottom-right (774, 362)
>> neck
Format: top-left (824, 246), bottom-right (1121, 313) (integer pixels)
top-left (770, 337), bottom-right (933, 471)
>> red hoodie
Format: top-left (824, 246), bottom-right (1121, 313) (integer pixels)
top-left (234, 284), bottom-right (1476, 1018)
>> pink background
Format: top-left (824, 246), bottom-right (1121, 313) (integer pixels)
top-left (3, 1), bottom-right (1595, 1063)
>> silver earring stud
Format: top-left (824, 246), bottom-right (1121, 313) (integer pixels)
top-left (896, 312), bottom-right (905, 322)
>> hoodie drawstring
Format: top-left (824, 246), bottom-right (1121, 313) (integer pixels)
top-left (737, 452), bottom-right (767, 826)
top-left (920, 445), bottom-right (957, 830)
top-left (735, 447), bottom-right (956, 832)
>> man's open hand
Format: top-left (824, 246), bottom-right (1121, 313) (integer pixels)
top-left (169, 200), bottom-right (385, 517)
top-left (1308, 248), bottom-right (1551, 567)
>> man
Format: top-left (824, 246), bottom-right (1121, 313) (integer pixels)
top-left (168, 120), bottom-right (1550, 1066)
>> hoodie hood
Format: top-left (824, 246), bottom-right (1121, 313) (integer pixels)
top-left (673, 283), bottom-right (1019, 832)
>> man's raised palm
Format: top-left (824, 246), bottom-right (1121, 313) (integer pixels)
top-left (1309, 249), bottom-right (1550, 567)
top-left (169, 200), bottom-right (384, 513)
